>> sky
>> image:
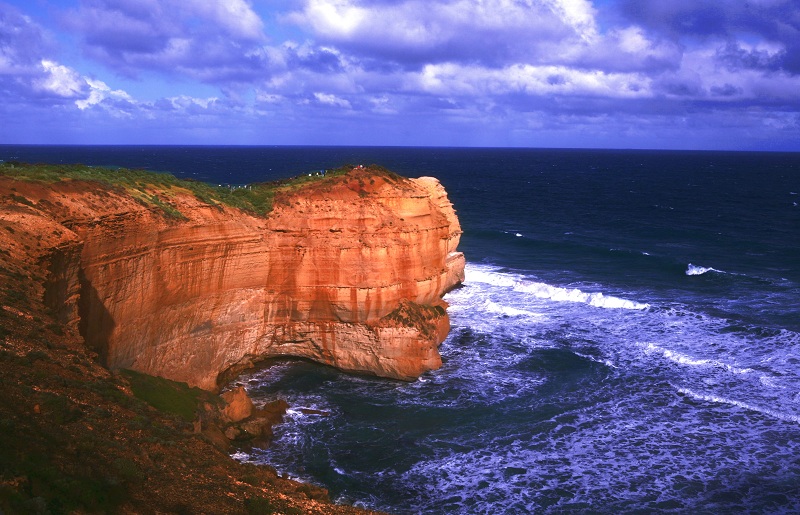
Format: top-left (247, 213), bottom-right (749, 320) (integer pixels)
top-left (1, 0), bottom-right (799, 150)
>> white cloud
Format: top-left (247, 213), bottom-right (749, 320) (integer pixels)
top-left (288, 0), bottom-right (583, 64)
top-left (295, 0), bottom-right (367, 38)
top-left (256, 91), bottom-right (284, 104)
top-left (62, 0), bottom-right (269, 81)
top-left (410, 62), bottom-right (653, 99)
top-left (75, 77), bottom-right (135, 115)
top-left (166, 95), bottom-right (219, 109)
top-left (544, 0), bottom-right (598, 41)
top-left (37, 60), bottom-right (85, 97)
top-left (313, 91), bottom-right (352, 108)
top-left (182, 0), bottom-right (264, 40)
top-left (369, 95), bottom-right (397, 114)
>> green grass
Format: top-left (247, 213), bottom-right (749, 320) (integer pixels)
top-left (120, 369), bottom-right (208, 422)
top-left (0, 161), bottom-right (373, 218)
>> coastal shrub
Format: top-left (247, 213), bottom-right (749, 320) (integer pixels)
top-left (145, 194), bottom-right (186, 220)
top-left (46, 323), bottom-right (64, 336)
top-left (9, 193), bottom-right (34, 207)
top-left (25, 350), bottom-right (50, 363)
top-left (121, 369), bottom-right (205, 422)
top-left (87, 379), bottom-right (135, 408)
top-left (244, 497), bottom-right (279, 514)
top-left (112, 457), bottom-right (144, 484)
top-left (3, 287), bottom-right (26, 304)
top-left (29, 465), bottom-right (129, 513)
top-left (40, 392), bottom-right (82, 424)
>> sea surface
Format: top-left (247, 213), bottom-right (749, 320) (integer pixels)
top-left (4, 145), bottom-right (800, 513)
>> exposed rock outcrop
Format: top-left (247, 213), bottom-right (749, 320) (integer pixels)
top-left (1, 166), bottom-right (464, 391)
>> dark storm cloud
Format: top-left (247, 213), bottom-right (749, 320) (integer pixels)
top-left (284, 45), bottom-right (345, 73)
top-left (716, 41), bottom-right (785, 72)
top-left (617, 0), bottom-right (800, 74)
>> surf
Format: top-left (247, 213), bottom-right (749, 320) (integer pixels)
top-left (466, 264), bottom-right (650, 311)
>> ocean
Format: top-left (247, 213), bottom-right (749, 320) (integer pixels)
top-left (3, 145), bottom-right (800, 513)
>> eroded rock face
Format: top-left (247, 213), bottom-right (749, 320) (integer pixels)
top-left (2, 167), bottom-right (464, 390)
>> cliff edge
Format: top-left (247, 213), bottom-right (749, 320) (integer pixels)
top-left (1, 164), bottom-right (465, 391)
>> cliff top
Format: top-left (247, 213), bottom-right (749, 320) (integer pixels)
top-left (0, 161), bottom-right (408, 219)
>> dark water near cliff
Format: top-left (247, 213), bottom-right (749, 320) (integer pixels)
top-left (4, 145), bottom-right (800, 513)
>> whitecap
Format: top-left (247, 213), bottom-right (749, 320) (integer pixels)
top-left (513, 280), bottom-right (650, 310)
top-left (643, 343), bottom-right (754, 375)
top-left (759, 375), bottom-right (784, 389)
top-left (573, 351), bottom-right (617, 369)
top-left (466, 268), bottom-right (518, 287)
top-left (685, 263), bottom-right (723, 276)
top-left (465, 264), bottom-right (649, 310)
top-left (675, 386), bottom-right (800, 424)
top-left (484, 301), bottom-right (540, 318)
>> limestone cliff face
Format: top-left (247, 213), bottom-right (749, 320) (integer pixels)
top-left (1, 167), bottom-right (464, 390)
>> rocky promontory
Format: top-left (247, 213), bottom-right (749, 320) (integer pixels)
top-left (0, 162), bottom-right (463, 513)
top-left (8, 164), bottom-right (463, 390)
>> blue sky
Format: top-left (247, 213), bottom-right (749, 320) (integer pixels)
top-left (1, 0), bottom-right (799, 150)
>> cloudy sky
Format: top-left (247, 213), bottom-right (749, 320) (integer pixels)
top-left (2, 0), bottom-right (799, 150)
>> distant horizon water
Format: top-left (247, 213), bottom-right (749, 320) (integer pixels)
top-left (4, 145), bottom-right (800, 514)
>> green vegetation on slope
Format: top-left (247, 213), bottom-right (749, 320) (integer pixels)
top-left (0, 161), bottom-right (366, 217)
top-left (120, 369), bottom-right (213, 423)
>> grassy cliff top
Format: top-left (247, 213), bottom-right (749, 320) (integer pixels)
top-left (0, 161), bottom-right (403, 217)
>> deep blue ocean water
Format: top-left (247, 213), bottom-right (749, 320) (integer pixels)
top-left (3, 145), bottom-right (800, 513)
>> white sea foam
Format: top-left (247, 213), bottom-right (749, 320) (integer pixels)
top-left (760, 375), bottom-right (784, 389)
top-left (573, 351), bottom-right (617, 369)
top-left (685, 263), bottom-right (722, 276)
top-left (643, 342), bottom-right (754, 375)
top-left (466, 268), bottom-right (518, 287)
top-left (484, 301), bottom-right (540, 318)
top-left (230, 451), bottom-right (250, 462)
top-left (466, 264), bottom-right (649, 310)
top-left (675, 386), bottom-right (800, 424)
top-left (513, 281), bottom-right (650, 310)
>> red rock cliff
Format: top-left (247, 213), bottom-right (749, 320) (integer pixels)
top-left (1, 166), bottom-right (464, 390)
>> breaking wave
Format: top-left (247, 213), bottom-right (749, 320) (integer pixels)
top-left (685, 263), bottom-right (723, 276)
top-left (467, 266), bottom-right (650, 310)
top-left (676, 387), bottom-right (800, 424)
top-left (484, 301), bottom-right (541, 318)
top-left (643, 342), bottom-right (754, 375)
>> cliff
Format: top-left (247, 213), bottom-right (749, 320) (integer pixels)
top-left (1, 164), bottom-right (464, 391)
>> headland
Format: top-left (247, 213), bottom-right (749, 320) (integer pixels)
top-left (0, 162), bottom-right (464, 513)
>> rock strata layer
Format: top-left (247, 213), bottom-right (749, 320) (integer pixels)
top-left (1, 166), bottom-right (464, 390)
